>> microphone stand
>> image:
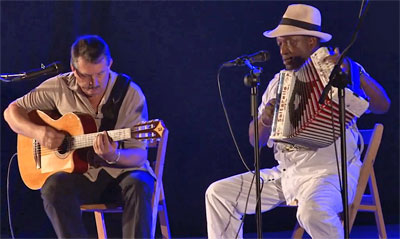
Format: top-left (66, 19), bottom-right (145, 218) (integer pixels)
top-left (243, 59), bottom-right (263, 239)
top-left (319, 2), bottom-right (370, 238)
top-left (319, 63), bottom-right (350, 238)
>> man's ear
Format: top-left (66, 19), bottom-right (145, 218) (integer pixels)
top-left (108, 58), bottom-right (113, 68)
top-left (70, 63), bottom-right (75, 72)
top-left (309, 37), bottom-right (319, 48)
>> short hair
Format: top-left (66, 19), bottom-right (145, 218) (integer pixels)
top-left (70, 35), bottom-right (111, 68)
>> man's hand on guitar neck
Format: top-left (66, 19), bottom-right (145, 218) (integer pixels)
top-left (93, 131), bottom-right (120, 164)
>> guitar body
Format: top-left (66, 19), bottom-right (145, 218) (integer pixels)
top-left (17, 110), bottom-right (97, 190)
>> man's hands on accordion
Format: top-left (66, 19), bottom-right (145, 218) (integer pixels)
top-left (324, 47), bottom-right (390, 114)
top-left (249, 99), bottom-right (276, 147)
top-left (324, 47), bottom-right (349, 75)
top-left (260, 99), bottom-right (276, 128)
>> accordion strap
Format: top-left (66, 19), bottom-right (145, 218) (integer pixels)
top-left (347, 58), bottom-right (365, 99)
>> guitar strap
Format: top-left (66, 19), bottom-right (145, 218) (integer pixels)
top-left (99, 74), bottom-right (131, 142)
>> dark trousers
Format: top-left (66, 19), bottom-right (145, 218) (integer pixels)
top-left (40, 169), bottom-right (155, 238)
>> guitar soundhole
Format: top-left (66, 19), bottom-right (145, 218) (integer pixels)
top-left (55, 137), bottom-right (71, 158)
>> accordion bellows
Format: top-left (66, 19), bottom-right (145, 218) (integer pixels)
top-left (270, 47), bottom-right (369, 148)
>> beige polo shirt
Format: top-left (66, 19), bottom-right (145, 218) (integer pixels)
top-left (16, 70), bottom-right (155, 181)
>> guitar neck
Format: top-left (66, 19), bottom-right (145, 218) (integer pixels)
top-left (72, 128), bottom-right (131, 150)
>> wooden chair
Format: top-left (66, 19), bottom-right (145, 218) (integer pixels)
top-left (80, 127), bottom-right (171, 239)
top-left (289, 123), bottom-right (387, 239)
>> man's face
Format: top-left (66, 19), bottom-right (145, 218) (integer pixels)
top-left (276, 35), bottom-right (316, 70)
top-left (71, 56), bottom-right (112, 98)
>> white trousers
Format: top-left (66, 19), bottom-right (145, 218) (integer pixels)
top-left (205, 169), bottom-right (357, 239)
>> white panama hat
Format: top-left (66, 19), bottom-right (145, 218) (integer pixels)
top-left (263, 4), bottom-right (332, 42)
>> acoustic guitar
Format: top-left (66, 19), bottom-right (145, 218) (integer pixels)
top-left (17, 110), bottom-right (164, 190)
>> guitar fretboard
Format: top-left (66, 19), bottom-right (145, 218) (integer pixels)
top-left (70, 128), bottom-right (132, 150)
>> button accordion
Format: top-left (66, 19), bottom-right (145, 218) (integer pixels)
top-left (270, 47), bottom-right (369, 148)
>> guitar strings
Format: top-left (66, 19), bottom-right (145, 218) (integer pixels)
top-left (36, 130), bottom-right (132, 155)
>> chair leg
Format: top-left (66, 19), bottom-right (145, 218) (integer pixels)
top-left (94, 211), bottom-right (107, 239)
top-left (158, 183), bottom-right (171, 239)
top-left (291, 222), bottom-right (305, 239)
top-left (369, 170), bottom-right (387, 239)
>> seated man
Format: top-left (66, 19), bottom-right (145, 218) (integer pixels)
top-left (205, 4), bottom-right (390, 239)
top-left (4, 35), bottom-right (155, 238)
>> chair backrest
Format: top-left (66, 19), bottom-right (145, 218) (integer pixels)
top-left (349, 123), bottom-right (384, 228)
top-left (80, 124), bottom-right (170, 239)
top-left (148, 127), bottom-right (169, 239)
top-left (286, 123), bottom-right (385, 239)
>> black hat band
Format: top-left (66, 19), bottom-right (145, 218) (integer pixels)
top-left (280, 18), bottom-right (321, 32)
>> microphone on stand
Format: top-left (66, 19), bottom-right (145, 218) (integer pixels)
top-left (222, 50), bottom-right (270, 67)
top-left (10, 62), bottom-right (63, 82)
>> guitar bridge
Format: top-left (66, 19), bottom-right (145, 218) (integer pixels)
top-left (33, 140), bottom-right (41, 169)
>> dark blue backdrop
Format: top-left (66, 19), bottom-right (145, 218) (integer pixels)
top-left (1, 1), bottom-right (398, 238)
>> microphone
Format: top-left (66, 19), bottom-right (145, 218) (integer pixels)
top-left (222, 50), bottom-right (270, 67)
top-left (11, 62), bottom-right (63, 81)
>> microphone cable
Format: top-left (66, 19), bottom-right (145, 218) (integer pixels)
top-left (217, 65), bottom-right (252, 173)
top-left (7, 152), bottom-right (18, 239)
top-left (234, 169), bottom-right (265, 239)
top-left (217, 65), bottom-right (266, 238)
top-left (327, 90), bottom-right (342, 191)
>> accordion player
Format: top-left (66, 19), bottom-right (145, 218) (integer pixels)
top-left (269, 47), bottom-right (370, 148)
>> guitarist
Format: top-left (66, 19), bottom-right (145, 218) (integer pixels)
top-left (4, 35), bottom-right (154, 238)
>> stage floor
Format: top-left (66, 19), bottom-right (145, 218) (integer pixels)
top-left (2, 224), bottom-right (399, 238)
top-left (173, 224), bottom-right (399, 239)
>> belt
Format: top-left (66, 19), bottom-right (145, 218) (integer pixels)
top-left (281, 144), bottom-right (310, 152)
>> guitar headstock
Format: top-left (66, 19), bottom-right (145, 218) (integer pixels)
top-left (132, 119), bottom-right (165, 142)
